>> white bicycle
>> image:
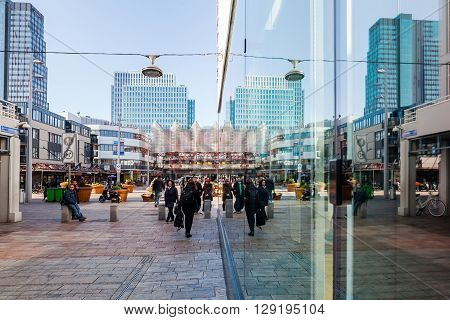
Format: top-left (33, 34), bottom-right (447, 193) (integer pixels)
top-left (416, 191), bottom-right (447, 217)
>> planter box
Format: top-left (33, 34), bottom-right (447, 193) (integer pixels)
top-left (77, 187), bottom-right (93, 203)
top-left (123, 184), bottom-right (134, 193)
top-left (273, 193), bottom-right (282, 201)
top-left (141, 194), bottom-right (153, 202)
top-left (295, 188), bottom-right (304, 199)
top-left (92, 185), bottom-right (104, 194)
top-left (287, 184), bottom-right (297, 192)
top-left (118, 189), bottom-right (128, 202)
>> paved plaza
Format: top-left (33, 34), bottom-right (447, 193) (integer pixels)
top-left (0, 189), bottom-right (449, 300)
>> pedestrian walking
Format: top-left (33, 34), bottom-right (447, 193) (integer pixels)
top-left (164, 179), bottom-right (178, 223)
top-left (153, 176), bottom-right (165, 207)
top-left (266, 177), bottom-right (275, 202)
top-left (61, 184), bottom-right (86, 222)
top-left (202, 178), bottom-right (213, 213)
top-left (244, 179), bottom-right (260, 236)
top-left (180, 178), bottom-right (197, 238)
top-left (258, 179), bottom-right (270, 220)
top-left (193, 176), bottom-right (203, 213)
top-left (233, 176), bottom-right (245, 213)
top-left (222, 179), bottom-right (233, 211)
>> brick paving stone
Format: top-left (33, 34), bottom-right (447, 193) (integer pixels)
top-left (0, 189), bottom-right (226, 300)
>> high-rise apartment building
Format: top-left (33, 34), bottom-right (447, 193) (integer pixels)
top-left (111, 72), bottom-right (195, 132)
top-left (365, 14), bottom-right (439, 114)
top-left (228, 75), bottom-right (304, 132)
top-left (0, 0), bottom-right (48, 114)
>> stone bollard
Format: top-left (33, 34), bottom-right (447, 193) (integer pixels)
top-left (61, 205), bottom-right (70, 223)
top-left (110, 204), bottom-right (119, 222)
top-left (158, 204), bottom-right (166, 221)
top-left (356, 202), bottom-right (367, 219)
top-left (203, 200), bottom-right (211, 219)
top-left (267, 202), bottom-right (274, 219)
top-left (225, 199), bottom-right (233, 218)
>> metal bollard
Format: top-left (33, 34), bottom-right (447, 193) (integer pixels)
top-left (61, 205), bottom-right (70, 223)
top-left (158, 204), bottom-right (166, 221)
top-left (225, 199), bottom-right (233, 218)
top-left (267, 202), bottom-right (274, 219)
top-left (110, 204), bottom-right (119, 222)
top-left (203, 200), bottom-right (211, 219)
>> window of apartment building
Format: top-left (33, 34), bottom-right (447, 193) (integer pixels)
top-left (32, 128), bottom-right (39, 159)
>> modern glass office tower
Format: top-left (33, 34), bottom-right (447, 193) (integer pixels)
top-left (228, 75), bottom-right (304, 132)
top-left (111, 72), bottom-right (195, 132)
top-left (0, 0), bottom-right (48, 114)
top-left (365, 14), bottom-right (439, 114)
top-left (187, 99), bottom-right (195, 128)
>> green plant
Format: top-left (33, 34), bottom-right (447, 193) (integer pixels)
top-left (361, 184), bottom-right (374, 199)
top-left (111, 184), bottom-right (123, 190)
top-left (287, 178), bottom-right (295, 184)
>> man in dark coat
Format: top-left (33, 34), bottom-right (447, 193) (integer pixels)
top-left (180, 178), bottom-right (198, 238)
top-left (202, 178), bottom-right (213, 213)
top-left (153, 176), bottom-right (165, 207)
top-left (258, 179), bottom-right (270, 220)
top-left (193, 176), bottom-right (203, 213)
top-left (164, 179), bottom-right (178, 222)
top-left (61, 184), bottom-right (86, 222)
top-left (244, 179), bottom-right (259, 236)
top-left (222, 179), bottom-right (233, 211)
top-left (266, 177), bottom-right (275, 202)
top-left (233, 176), bottom-right (245, 213)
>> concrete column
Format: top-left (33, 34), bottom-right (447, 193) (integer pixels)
top-left (267, 202), bottom-right (274, 219)
top-left (439, 140), bottom-right (450, 215)
top-left (110, 204), bottom-right (118, 222)
top-left (225, 199), bottom-right (233, 218)
top-left (398, 139), bottom-right (416, 216)
top-left (158, 204), bottom-right (166, 220)
top-left (203, 200), bottom-right (211, 219)
top-left (61, 206), bottom-right (70, 223)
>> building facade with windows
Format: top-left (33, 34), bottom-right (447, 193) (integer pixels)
top-left (365, 14), bottom-right (439, 115)
top-left (111, 72), bottom-right (195, 132)
top-left (87, 124), bottom-right (150, 182)
top-left (0, 0), bottom-right (48, 114)
top-left (228, 75), bottom-right (304, 133)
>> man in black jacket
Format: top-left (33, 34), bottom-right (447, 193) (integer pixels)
top-left (244, 179), bottom-right (259, 236)
top-left (62, 184), bottom-right (86, 222)
top-left (180, 179), bottom-right (197, 238)
top-left (193, 176), bottom-right (203, 213)
top-left (153, 176), bottom-right (165, 207)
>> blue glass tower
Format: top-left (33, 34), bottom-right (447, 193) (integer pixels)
top-left (365, 14), bottom-right (439, 115)
top-left (0, 0), bottom-right (48, 114)
top-left (229, 75), bottom-right (304, 132)
top-left (111, 72), bottom-right (195, 132)
top-left (187, 99), bottom-right (195, 128)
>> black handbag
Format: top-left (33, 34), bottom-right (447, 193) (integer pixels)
top-left (174, 203), bottom-right (184, 230)
top-left (256, 208), bottom-right (266, 227)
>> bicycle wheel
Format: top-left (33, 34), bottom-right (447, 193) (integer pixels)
top-left (427, 199), bottom-right (446, 217)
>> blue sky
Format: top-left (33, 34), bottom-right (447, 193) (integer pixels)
top-left (31, 0), bottom-right (439, 126)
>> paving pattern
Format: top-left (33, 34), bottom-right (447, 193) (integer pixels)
top-left (223, 194), bottom-right (450, 300)
top-left (0, 190), bottom-right (226, 300)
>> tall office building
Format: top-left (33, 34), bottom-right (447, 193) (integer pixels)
top-left (365, 14), bottom-right (439, 114)
top-left (228, 75), bottom-right (304, 132)
top-left (187, 99), bottom-right (195, 128)
top-left (111, 72), bottom-right (195, 132)
top-left (0, 0), bottom-right (48, 114)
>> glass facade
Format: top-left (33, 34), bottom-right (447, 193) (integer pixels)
top-left (2, 1), bottom-right (48, 114)
top-left (229, 75), bottom-right (304, 133)
top-left (111, 72), bottom-right (195, 132)
top-left (365, 14), bottom-right (439, 115)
